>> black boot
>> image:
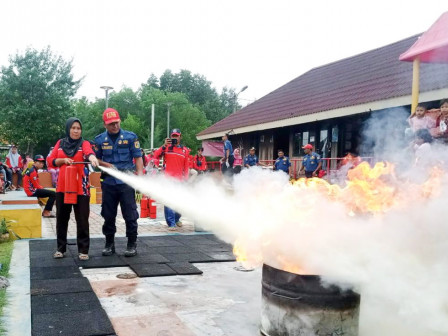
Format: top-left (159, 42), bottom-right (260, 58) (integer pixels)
top-left (102, 234), bottom-right (115, 256)
top-left (124, 236), bottom-right (137, 257)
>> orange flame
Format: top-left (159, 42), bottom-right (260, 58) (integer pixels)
top-left (234, 160), bottom-right (445, 274)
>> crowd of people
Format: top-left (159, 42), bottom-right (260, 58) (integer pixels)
top-left (6, 99), bottom-right (445, 261)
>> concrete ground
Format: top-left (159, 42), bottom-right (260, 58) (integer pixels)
top-left (83, 263), bottom-right (262, 336)
top-left (42, 202), bottom-right (195, 238)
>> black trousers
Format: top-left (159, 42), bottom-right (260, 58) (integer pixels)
top-left (305, 171), bottom-right (314, 178)
top-left (33, 189), bottom-right (56, 212)
top-left (101, 183), bottom-right (138, 238)
top-left (56, 192), bottom-right (90, 254)
top-left (221, 155), bottom-right (235, 176)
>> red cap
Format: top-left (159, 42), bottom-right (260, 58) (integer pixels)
top-left (302, 144), bottom-right (313, 149)
top-left (103, 108), bottom-right (120, 125)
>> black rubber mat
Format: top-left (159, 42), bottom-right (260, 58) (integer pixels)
top-left (31, 266), bottom-right (82, 280)
top-left (194, 244), bottom-right (233, 252)
top-left (31, 278), bottom-right (92, 296)
top-left (167, 262), bottom-right (203, 275)
top-left (32, 309), bottom-right (114, 336)
top-left (129, 263), bottom-right (177, 277)
top-left (161, 252), bottom-right (215, 263)
top-left (29, 250), bottom-right (73, 260)
top-left (146, 246), bottom-right (198, 254)
top-left (30, 256), bottom-right (77, 268)
top-left (75, 255), bottom-right (127, 268)
top-left (119, 253), bottom-right (169, 265)
top-left (31, 292), bottom-right (101, 315)
top-left (138, 237), bottom-right (186, 247)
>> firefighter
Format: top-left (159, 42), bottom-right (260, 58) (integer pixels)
top-left (299, 144), bottom-right (322, 178)
top-left (244, 147), bottom-right (259, 168)
top-left (273, 149), bottom-right (292, 176)
top-left (153, 128), bottom-right (190, 231)
top-left (23, 155), bottom-right (56, 218)
top-left (94, 108), bottom-right (144, 257)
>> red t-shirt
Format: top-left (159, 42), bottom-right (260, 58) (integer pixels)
top-left (193, 155), bottom-right (207, 171)
top-left (47, 140), bottom-right (94, 195)
top-left (23, 166), bottom-right (43, 196)
top-left (154, 145), bottom-right (190, 180)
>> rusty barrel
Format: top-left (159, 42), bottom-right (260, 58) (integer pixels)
top-left (260, 264), bottom-right (360, 336)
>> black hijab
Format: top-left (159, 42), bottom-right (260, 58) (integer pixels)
top-left (60, 117), bottom-right (83, 157)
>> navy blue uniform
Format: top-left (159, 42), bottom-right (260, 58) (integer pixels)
top-left (302, 152), bottom-right (321, 178)
top-left (244, 154), bottom-right (258, 167)
top-left (274, 156), bottom-right (291, 173)
top-left (94, 129), bottom-right (142, 238)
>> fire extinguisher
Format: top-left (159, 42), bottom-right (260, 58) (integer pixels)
top-left (140, 195), bottom-right (149, 218)
top-left (149, 198), bottom-right (157, 219)
top-left (64, 165), bottom-right (78, 204)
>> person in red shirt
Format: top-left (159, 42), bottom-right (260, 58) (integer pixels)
top-left (6, 145), bottom-right (24, 190)
top-left (23, 155), bottom-right (56, 218)
top-left (47, 117), bottom-right (99, 260)
top-left (192, 147), bottom-right (207, 173)
top-left (153, 128), bottom-right (190, 230)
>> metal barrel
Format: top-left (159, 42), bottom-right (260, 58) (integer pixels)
top-left (260, 264), bottom-right (360, 336)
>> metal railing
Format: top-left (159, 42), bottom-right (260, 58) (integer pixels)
top-left (206, 157), bottom-right (374, 179)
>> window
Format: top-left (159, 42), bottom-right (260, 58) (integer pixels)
top-left (293, 130), bottom-right (315, 156)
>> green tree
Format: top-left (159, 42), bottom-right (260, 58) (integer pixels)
top-left (0, 47), bottom-right (81, 154)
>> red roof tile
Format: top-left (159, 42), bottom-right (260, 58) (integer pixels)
top-left (199, 35), bottom-right (448, 137)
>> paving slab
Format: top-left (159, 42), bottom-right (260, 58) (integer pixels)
top-left (203, 252), bottom-right (237, 261)
top-left (31, 278), bottom-right (93, 296)
top-left (32, 309), bottom-right (115, 336)
top-left (167, 262), bottom-right (204, 275)
top-left (31, 292), bottom-right (102, 315)
top-left (129, 263), bottom-right (177, 277)
top-left (161, 252), bottom-right (216, 263)
top-left (30, 266), bottom-right (83, 280)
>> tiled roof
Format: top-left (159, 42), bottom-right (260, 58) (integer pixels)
top-left (199, 35), bottom-right (448, 137)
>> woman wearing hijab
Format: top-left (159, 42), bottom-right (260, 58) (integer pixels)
top-left (6, 145), bottom-right (23, 190)
top-left (47, 118), bottom-right (99, 260)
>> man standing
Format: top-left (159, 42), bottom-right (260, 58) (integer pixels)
top-left (154, 129), bottom-right (190, 231)
top-left (23, 155), bottom-right (56, 218)
top-left (299, 144), bottom-right (322, 178)
top-left (94, 108), bottom-right (143, 257)
top-left (244, 147), bottom-right (259, 168)
top-left (273, 149), bottom-right (292, 176)
top-left (193, 147), bottom-right (207, 174)
top-left (220, 133), bottom-right (234, 175)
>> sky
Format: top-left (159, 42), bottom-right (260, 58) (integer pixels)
top-left (1, 0), bottom-right (447, 105)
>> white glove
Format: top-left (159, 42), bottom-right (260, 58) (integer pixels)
top-left (225, 162), bottom-right (230, 168)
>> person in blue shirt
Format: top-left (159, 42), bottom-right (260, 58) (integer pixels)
top-left (94, 108), bottom-right (144, 257)
top-left (244, 147), bottom-right (259, 168)
top-left (273, 149), bottom-right (292, 176)
top-left (220, 133), bottom-right (234, 176)
top-left (299, 144), bottom-right (322, 178)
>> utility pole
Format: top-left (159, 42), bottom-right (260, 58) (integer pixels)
top-left (166, 102), bottom-right (173, 138)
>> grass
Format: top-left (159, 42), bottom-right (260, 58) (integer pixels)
top-left (0, 241), bottom-right (14, 319)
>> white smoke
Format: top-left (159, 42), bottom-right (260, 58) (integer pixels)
top-left (100, 161), bottom-right (448, 336)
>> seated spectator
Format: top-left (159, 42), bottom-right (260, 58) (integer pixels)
top-left (233, 148), bottom-right (243, 174)
top-left (0, 158), bottom-right (13, 190)
top-left (413, 128), bottom-right (433, 166)
top-left (6, 145), bottom-right (23, 190)
top-left (23, 155), bottom-right (56, 218)
top-left (408, 104), bottom-right (435, 132)
top-left (46, 147), bottom-right (59, 187)
top-left (434, 99), bottom-right (448, 141)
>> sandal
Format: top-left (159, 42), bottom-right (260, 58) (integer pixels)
top-left (78, 253), bottom-right (89, 261)
top-left (53, 251), bottom-right (65, 259)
